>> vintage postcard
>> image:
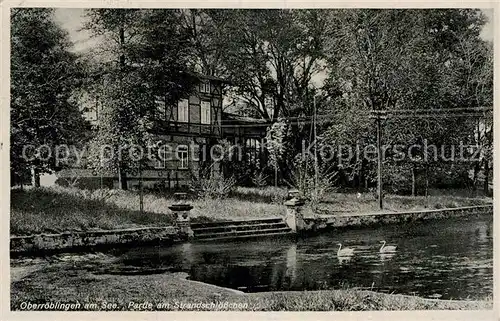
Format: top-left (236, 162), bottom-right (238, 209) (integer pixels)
top-left (1, 0), bottom-right (498, 320)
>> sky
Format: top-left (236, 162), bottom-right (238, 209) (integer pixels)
top-left (481, 9), bottom-right (494, 41)
top-left (54, 8), bottom-right (96, 53)
top-left (54, 8), bottom-right (494, 54)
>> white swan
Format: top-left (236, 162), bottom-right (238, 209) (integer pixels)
top-left (379, 241), bottom-right (397, 253)
top-left (337, 243), bottom-right (355, 257)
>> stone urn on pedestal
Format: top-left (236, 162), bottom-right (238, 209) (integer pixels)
top-left (169, 192), bottom-right (194, 239)
top-left (284, 189), bottom-right (306, 233)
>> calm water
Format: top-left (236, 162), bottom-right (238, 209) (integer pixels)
top-left (119, 215), bottom-right (493, 300)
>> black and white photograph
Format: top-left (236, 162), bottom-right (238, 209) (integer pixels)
top-left (3, 1), bottom-right (497, 316)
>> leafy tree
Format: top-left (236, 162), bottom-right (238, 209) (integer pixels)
top-left (434, 17), bottom-right (493, 192)
top-left (399, 9), bottom-right (492, 194)
top-left (180, 9), bottom-right (228, 77)
top-left (322, 9), bottom-right (424, 190)
top-left (83, 9), bottom-right (196, 189)
top-left (10, 8), bottom-right (87, 187)
top-left (189, 9), bottom-right (328, 122)
top-left (322, 9), bottom-right (492, 193)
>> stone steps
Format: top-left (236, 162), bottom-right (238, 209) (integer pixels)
top-left (193, 222), bottom-right (287, 233)
top-left (194, 229), bottom-right (295, 241)
top-left (190, 217), bottom-right (283, 229)
top-left (191, 218), bottom-right (293, 241)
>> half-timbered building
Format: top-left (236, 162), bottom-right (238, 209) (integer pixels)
top-left (56, 73), bottom-right (269, 190)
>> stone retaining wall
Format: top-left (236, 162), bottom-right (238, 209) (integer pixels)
top-left (11, 226), bottom-right (181, 256)
top-left (302, 205), bottom-right (493, 232)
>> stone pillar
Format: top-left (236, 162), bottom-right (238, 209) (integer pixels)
top-left (284, 196), bottom-right (305, 233)
top-left (169, 192), bottom-right (194, 239)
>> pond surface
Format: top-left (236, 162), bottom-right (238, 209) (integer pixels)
top-left (118, 215), bottom-right (493, 300)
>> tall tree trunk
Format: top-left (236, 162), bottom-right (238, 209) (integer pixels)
top-left (483, 160), bottom-right (490, 195)
top-left (359, 159), bottom-right (364, 190)
top-left (472, 162), bottom-right (480, 191)
top-left (117, 24), bottom-right (127, 190)
top-left (118, 166), bottom-right (128, 190)
top-left (119, 27), bottom-right (125, 66)
top-left (362, 159), bottom-right (369, 190)
top-left (274, 163), bottom-right (278, 187)
top-left (31, 166), bottom-right (40, 188)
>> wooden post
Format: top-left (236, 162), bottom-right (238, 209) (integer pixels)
top-left (425, 165), bottom-right (429, 208)
top-left (411, 166), bottom-right (416, 197)
top-left (139, 165), bottom-right (144, 215)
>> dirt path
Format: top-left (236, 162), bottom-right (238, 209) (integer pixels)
top-left (10, 258), bottom-right (48, 283)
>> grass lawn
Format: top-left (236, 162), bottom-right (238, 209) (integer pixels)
top-left (10, 185), bottom-right (491, 236)
top-left (233, 186), bottom-right (491, 215)
top-left (10, 186), bottom-right (283, 235)
top-left (10, 254), bottom-right (492, 311)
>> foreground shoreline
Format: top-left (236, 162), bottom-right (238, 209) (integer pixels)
top-left (10, 254), bottom-right (492, 311)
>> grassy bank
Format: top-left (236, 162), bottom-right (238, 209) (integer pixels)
top-left (232, 186), bottom-right (491, 214)
top-left (10, 187), bottom-right (175, 235)
top-left (11, 186), bottom-right (491, 236)
top-left (11, 255), bottom-right (492, 311)
top-left (10, 186), bottom-right (283, 235)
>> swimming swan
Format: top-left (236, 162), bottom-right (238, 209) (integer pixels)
top-left (337, 243), bottom-right (355, 257)
top-left (379, 241), bottom-right (397, 253)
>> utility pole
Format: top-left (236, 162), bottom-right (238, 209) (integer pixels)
top-left (138, 63), bottom-right (144, 216)
top-left (376, 115), bottom-right (383, 210)
top-left (370, 110), bottom-right (387, 210)
top-left (118, 25), bottom-right (127, 190)
top-left (313, 95), bottom-right (318, 191)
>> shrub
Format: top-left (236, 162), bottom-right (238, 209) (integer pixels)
top-left (286, 153), bottom-right (338, 208)
top-left (189, 164), bottom-right (236, 199)
top-left (251, 169), bottom-right (270, 188)
top-left (231, 186), bottom-right (288, 204)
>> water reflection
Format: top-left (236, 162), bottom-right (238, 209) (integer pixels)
top-left (338, 255), bottom-right (353, 264)
top-left (379, 252), bottom-right (397, 262)
top-left (285, 244), bottom-right (297, 286)
top-left (119, 215), bottom-right (493, 300)
top-left (181, 243), bottom-right (195, 268)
